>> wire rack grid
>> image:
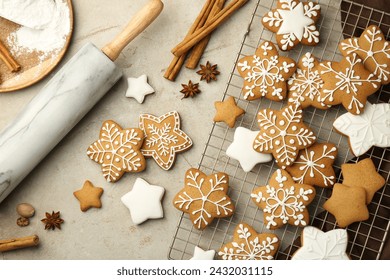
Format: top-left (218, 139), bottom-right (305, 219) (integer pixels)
top-left (168, 0), bottom-right (390, 260)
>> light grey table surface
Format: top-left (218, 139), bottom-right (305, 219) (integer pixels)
top-left (0, 0), bottom-right (255, 259)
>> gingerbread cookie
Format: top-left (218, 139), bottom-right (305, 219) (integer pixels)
top-left (251, 169), bottom-right (316, 230)
top-left (237, 41), bottom-right (296, 101)
top-left (139, 111), bottom-right (192, 170)
top-left (319, 53), bottom-right (381, 115)
top-left (190, 246), bottom-right (216, 260)
top-left (262, 0), bottom-right (321, 51)
top-left (73, 180), bottom-right (104, 212)
top-left (253, 103), bottom-right (316, 169)
top-left (213, 96), bottom-right (245, 128)
top-left (173, 168), bottom-right (235, 230)
top-left (87, 120), bottom-right (146, 182)
top-left (125, 74), bottom-right (155, 103)
top-left (340, 25), bottom-right (390, 85)
top-left (286, 143), bottom-right (338, 188)
top-left (218, 223), bottom-right (279, 260)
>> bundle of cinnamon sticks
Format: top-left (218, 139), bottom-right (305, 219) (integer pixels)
top-left (164, 0), bottom-right (248, 81)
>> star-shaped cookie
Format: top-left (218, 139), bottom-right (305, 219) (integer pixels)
top-left (237, 41), bottom-right (296, 101)
top-left (73, 180), bottom-right (104, 212)
top-left (173, 168), bottom-right (235, 230)
top-left (213, 96), bottom-right (245, 128)
top-left (87, 120), bottom-right (146, 182)
top-left (190, 246), bottom-right (216, 260)
top-left (253, 103), bottom-right (316, 169)
top-left (340, 25), bottom-right (390, 85)
top-left (125, 74), bottom-right (155, 103)
top-left (139, 111), bottom-right (192, 170)
top-left (251, 169), bottom-right (316, 230)
top-left (121, 178), bottom-right (165, 225)
top-left (218, 223), bottom-right (280, 260)
top-left (226, 127), bottom-right (272, 172)
top-left (262, 0), bottom-right (321, 51)
top-left (333, 102), bottom-right (390, 157)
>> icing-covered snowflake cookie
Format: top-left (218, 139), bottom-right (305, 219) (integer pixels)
top-left (173, 168), bottom-right (235, 230)
top-left (253, 103), bottom-right (316, 169)
top-left (340, 25), bottom-right (390, 85)
top-left (139, 111), bottom-right (193, 170)
top-left (262, 0), bottom-right (321, 51)
top-left (87, 120), bottom-right (146, 182)
top-left (218, 223), bottom-right (280, 260)
top-left (251, 169), bottom-right (316, 230)
top-left (237, 41), bottom-right (296, 101)
top-left (285, 143), bottom-right (338, 188)
top-left (319, 53), bottom-right (381, 115)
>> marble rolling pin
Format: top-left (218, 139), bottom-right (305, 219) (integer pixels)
top-left (0, 0), bottom-right (164, 203)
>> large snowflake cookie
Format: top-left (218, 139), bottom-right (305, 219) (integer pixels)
top-left (237, 41), bottom-right (296, 101)
top-left (251, 169), bottom-right (316, 230)
top-left (218, 223), bottom-right (280, 260)
top-left (173, 168), bottom-right (235, 230)
top-left (87, 120), bottom-right (146, 182)
top-left (262, 0), bottom-right (321, 51)
top-left (340, 25), bottom-right (390, 85)
top-left (139, 111), bottom-right (193, 170)
top-left (333, 102), bottom-right (390, 157)
top-left (319, 53), bottom-right (381, 115)
top-left (253, 103), bottom-right (316, 169)
top-left (292, 226), bottom-right (349, 260)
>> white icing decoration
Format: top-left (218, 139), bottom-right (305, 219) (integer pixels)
top-left (121, 178), bottom-right (165, 225)
top-left (292, 226), bottom-right (349, 260)
top-left (190, 246), bottom-right (215, 260)
top-left (125, 74), bottom-right (155, 104)
top-left (333, 102), bottom-right (390, 156)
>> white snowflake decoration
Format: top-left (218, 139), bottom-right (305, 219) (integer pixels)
top-left (145, 123), bottom-right (178, 156)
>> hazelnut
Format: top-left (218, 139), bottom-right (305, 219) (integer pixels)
top-left (16, 203), bottom-right (35, 218)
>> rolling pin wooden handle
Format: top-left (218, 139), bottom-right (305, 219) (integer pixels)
top-left (102, 0), bottom-right (164, 61)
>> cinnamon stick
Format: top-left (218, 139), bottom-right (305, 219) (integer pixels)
top-left (172, 0), bottom-right (249, 57)
top-left (0, 235), bottom-right (39, 252)
top-left (0, 40), bottom-right (21, 72)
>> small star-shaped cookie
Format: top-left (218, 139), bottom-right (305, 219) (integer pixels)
top-left (190, 246), bottom-right (216, 260)
top-left (333, 102), bottom-right (390, 156)
top-left (251, 169), bottom-right (316, 230)
top-left (226, 127), bottom-right (272, 172)
top-left (121, 178), bottom-right (165, 225)
top-left (323, 183), bottom-right (369, 228)
top-left (213, 96), bottom-right (245, 128)
top-left (237, 41), bottom-right (296, 101)
top-left (73, 180), bottom-right (104, 212)
top-left (125, 74), bottom-right (155, 104)
top-left (342, 158), bottom-right (385, 204)
top-left (139, 111), bottom-right (193, 170)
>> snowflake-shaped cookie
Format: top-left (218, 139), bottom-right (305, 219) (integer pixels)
top-left (262, 0), bottom-right (321, 51)
top-left (237, 41), bottom-right (296, 101)
top-left (139, 111), bottom-right (193, 170)
top-left (286, 143), bottom-right (338, 188)
top-left (173, 168), bottom-right (235, 230)
top-left (87, 120), bottom-right (146, 182)
top-left (251, 169), bottom-right (316, 230)
top-left (253, 103), bottom-right (316, 169)
top-left (333, 102), bottom-right (390, 157)
top-left (218, 223), bottom-right (280, 260)
top-left (340, 25), bottom-right (390, 85)
top-left (287, 52), bottom-right (328, 109)
top-left (319, 53), bottom-right (381, 115)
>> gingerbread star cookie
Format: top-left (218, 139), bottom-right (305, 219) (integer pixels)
top-left (139, 111), bottom-right (192, 170)
top-left (340, 25), bottom-right (390, 85)
top-left (87, 120), bottom-right (146, 182)
top-left (237, 41), bottom-right (296, 101)
top-left (125, 74), bottom-right (155, 103)
top-left (218, 223), bottom-right (280, 260)
top-left (173, 168), bottom-right (235, 230)
top-left (286, 143), bottom-right (338, 188)
top-left (213, 96), bottom-right (245, 128)
top-left (254, 103), bottom-right (316, 169)
top-left (262, 0), bottom-right (321, 51)
top-left (190, 246), bottom-right (216, 260)
top-left (73, 180), bottom-right (104, 212)
top-left (251, 169), bottom-right (316, 230)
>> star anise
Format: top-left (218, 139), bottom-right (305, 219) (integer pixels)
top-left (197, 61), bottom-right (220, 83)
top-left (41, 211), bottom-right (64, 230)
top-left (17, 217), bottom-right (29, 227)
top-left (180, 80), bottom-right (201, 99)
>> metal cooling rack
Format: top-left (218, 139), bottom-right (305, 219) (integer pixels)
top-left (168, 0), bottom-right (390, 260)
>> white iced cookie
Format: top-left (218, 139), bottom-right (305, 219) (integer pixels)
top-left (190, 246), bottom-right (215, 260)
top-left (125, 74), bottom-right (155, 103)
top-left (226, 127), bottom-right (272, 172)
top-left (121, 178), bottom-right (165, 225)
